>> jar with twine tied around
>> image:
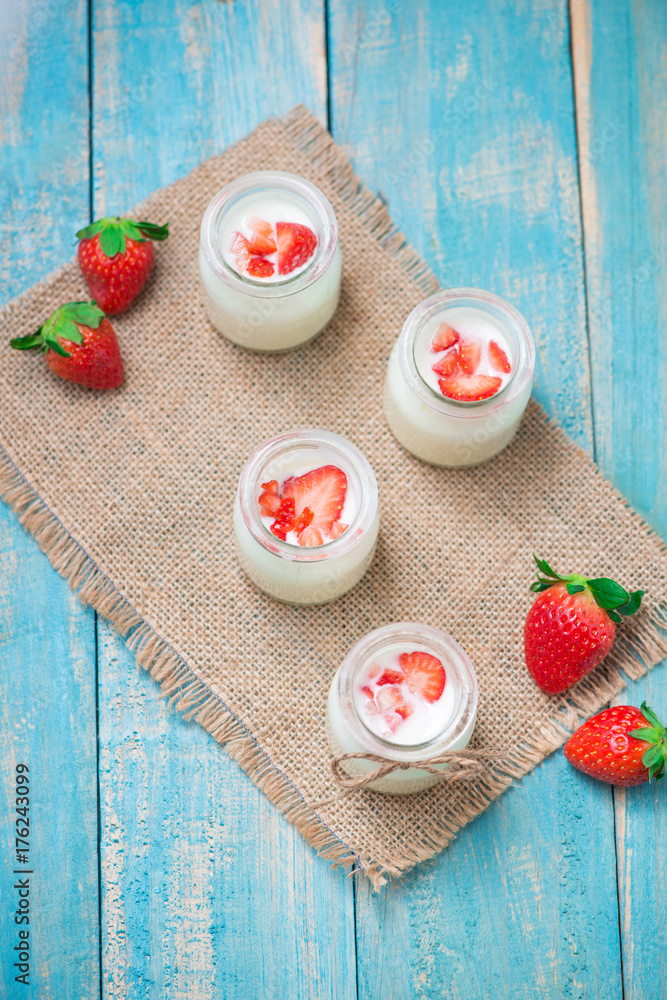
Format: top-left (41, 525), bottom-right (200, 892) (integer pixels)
top-left (326, 623), bottom-right (489, 795)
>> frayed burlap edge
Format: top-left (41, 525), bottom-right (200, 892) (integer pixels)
top-left (3, 106), bottom-right (667, 889)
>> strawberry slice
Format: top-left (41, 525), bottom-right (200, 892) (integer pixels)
top-left (489, 340), bottom-right (512, 374)
top-left (231, 231), bottom-right (251, 269)
top-left (376, 668), bottom-right (405, 686)
top-left (247, 256), bottom-right (274, 278)
top-left (282, 465), bottom-right (347, 533)
top-left (432, 351), bottom-right (459, 377)
top-left (376, 685), bottom-right (404, 713)
top-left (438, 373), bottom-right (502, 401)
top-left (329, 521), bottom-right (348, 540)
top-left (298, 525), bottom-right (324, 547)
top-left (247, 217), bottom-right (277, 255)
top-left (430, 323), bottom-right (459, 352)
top-left (258, 488), bottom-right (281, 517)
top-left (396, 703), bottom-right (414, 721)
top-left (270, 496), bottom-right (295, 540)
top-left (458, 339), bottom-right (481, 375)
top-left (292, 506), bottom-right (314, 536)
top-left (261, 480), bottom-right (279, 495)
top-left (398, 651), bottom-right (446, 703)
top-left (276, 222), bottom-right (317, 276)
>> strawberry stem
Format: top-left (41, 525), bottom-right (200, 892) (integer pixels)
top-left (10, 301), bottom-right (105, 358)
top-left (76, 217), bottom-right (169, 257)
top-left (629, 701), bottom-right (667, 781)
top-left (530, 554), bottom-right (643, 622)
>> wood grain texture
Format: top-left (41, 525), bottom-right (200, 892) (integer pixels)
top-left (328, 2), bottom-right (626, 996)
top-left (0, 4), bottom-right (100, 998)
top-left (90, 2), bottom-right (357, 997)
top-left (329, 0), bottom-right (593, 449)
top-left (97, 622), bottom-right (356, 1000)
top-left (571, 1), bottom-right (667, 995)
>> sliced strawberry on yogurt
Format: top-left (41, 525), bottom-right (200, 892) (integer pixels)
top-left (282, 465), bottom-right (347, 533)
top-left (298, 525), bottom-right (324, 547)
top-left (432, 351), bottom-right (459, 378)
top-left (247, 217), bottom-right (277, 255)
top-left (376, 685), bottom-right (404, 713)
top-left (247, 256), bottom-right (274, 278)
top-left (458, 339), bottom-right (482, 375)
top-left (395, 703), bottom-right (414, 720)
top-left (399, 651), bottom-right (446, 703)
top-left (489, 340), bottom-right (512, 374)
top-left (231, 231), bottom-right (251, 270)
top-left (329, 521), bottom-right (348, 540)
top-left (438, 373), bottom-right (502, 401)
top-left (430, 323), bottom-right (460, 352)
top-left (376, 668), bottom-right (405, 686)
top-left (269, 496), bottom-right (296, 540)
top-left (292, 506), bottom-right (314, 536)
top-left (276, 222), bottom-right (317, 276)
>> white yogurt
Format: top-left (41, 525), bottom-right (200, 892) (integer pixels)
top-left (327, 624), bottom-right (478, 794)
top-left (234, 429), bottom-right (379, 605)
top-left (383, 289), bottom-right (535, 467)
top-left (199, 171), bottom-right (341, 352)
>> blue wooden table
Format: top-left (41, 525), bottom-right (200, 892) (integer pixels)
top-left (1, 2), bottom-right (665, 997)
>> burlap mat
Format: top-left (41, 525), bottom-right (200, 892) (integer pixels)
top-left (2, 107), bottom-right (666, 887)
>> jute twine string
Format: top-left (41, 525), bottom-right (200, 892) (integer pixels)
top-left (330, 747), bottom-right (513, 790)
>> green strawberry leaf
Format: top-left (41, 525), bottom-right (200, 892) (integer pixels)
top-left (99, 224), bottom-right (125, 257)
top-left (75, 219), bottom-right (105, 240)
top-left (10, 331), bottom-right (45, 351)
top-left (616, 590), bottom-right (643, 616)
top-left (530, 581), bottom-right (555, 593)
top-left (607, 609), bottom-right (623, 623)
top-left (586, 577), bottom-right (630, 610)
top-left (135, 220), bottom-right (169, 241)
top-left (630, 727), bottom-right (661, 744)
top-left (566, 583), bottom-right (586, 595)
top-left (649, 760), bottom-right (665, 780)
top-left (533, 555), bottom-right (561, 578)
top-left (65, 302), bottom-right (105, 328)
top-left (639, 702), bottom-right (664, 730)
top-left (642, 745), bottom-right (663, 767)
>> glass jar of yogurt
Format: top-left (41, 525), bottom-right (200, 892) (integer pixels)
top-left (327, 623), bottom-right (478, 794)
top-left (234, 428), bottom-right (379, 604)
top-left (383, 288), bottom-right (535, 466)
top-left (199, 170), bottom-right (341, 352)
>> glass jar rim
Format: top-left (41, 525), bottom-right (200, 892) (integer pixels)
top-left (335, 622), bottom-right (478, 762)
top-left (237, 427), bottom-right (379, 563)
top-left (200, 170), bottom-right (338, 298)
top-left (398, 287), bottom-right (535, 419)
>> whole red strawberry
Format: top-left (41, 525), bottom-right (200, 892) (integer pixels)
top-left (76, 217), bottom-right (169, 314)
top-left (524, 556), bottom-right (643, 695)
top-left (10, 301), bottom-right (124, 390)
top-left (564, 702), bottom-right (666, 785)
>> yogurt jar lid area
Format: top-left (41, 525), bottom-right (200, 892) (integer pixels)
top-left (399, 288), bottom-right (535, 418)
top-left (200, 170), bottom-right (338, 297)
top-left (238, 428), bottom-right (378, 563)
top-left (336, 623), bottom-right (478, 763)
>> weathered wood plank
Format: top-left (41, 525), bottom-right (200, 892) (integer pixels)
top-left (570, 1), bottom-right (667, 995)
top-left (98, 624), bottom-right (357, 999)
top-left (328, 2), bottom-right (624, 995)
top-left (91, 2), bottom-right (357, 996)
top-left (0, 4), bottom-right (100, 998)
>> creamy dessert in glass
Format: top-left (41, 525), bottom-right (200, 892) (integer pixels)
top-left (327, 623), bottom-right (478, 794)
top-left (234, 428), bottom-right (379, 604)
top-left (383, 288), bottom-right (535, 466)
top-left (199, 170), bottom-right (341, 351)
